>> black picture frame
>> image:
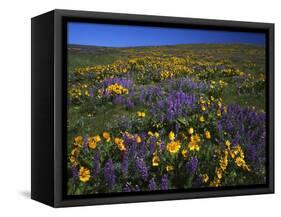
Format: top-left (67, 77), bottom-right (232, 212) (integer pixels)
top-left (31, 9), bottom-right (274, 207)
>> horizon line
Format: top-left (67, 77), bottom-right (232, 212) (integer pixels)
top-left (67, 42), bottom-right (265, 49)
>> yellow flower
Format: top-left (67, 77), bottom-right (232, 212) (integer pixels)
top-left (102, 132), bottom-right (111, 142)
top-left (105, 83), bottom-right (129, 95)
top-left (205, 131), bottom-right (211, 139)
top-left (217, 110), bottom-right (222, 117)
top-left (79, 166), bottom-right (91, 183)
top-left (199, 116), bottom-right (205, 123)
top-left (71, 147), bottom-right (80, 156)
top-left (74, 136), bottom-right (83, 147)
top-left (202, 174), bottom-right (209, 183)
top-left (210, 96), bottom-right (215, 101)
top-left (216, 168), bottom-right (223, 179)
top-left (188, 141), bottom-right (200, 151)
top-left (225, 140), bottom-right (231, 150)
top-left (190, 134), bottom-right (201, 142)
top-left (93, 135), bottom-right (101, 143)
top-left (166, 165), bottom-right (174, 172)
top-left (69, 155), bottom-right (77, 166)
top-left (88, 137), bottom-right (97, 149)
top-left (166, 140), bottom-right (181, 154)
top-left (85, 90), bottom-right (90, 97)
top-left (148, 131), bottom-right (154, 136)
top-left (188, 127), bottom-right (194, 135)
top-left (136, 136), bottom-right (142, 143)
top-left (154, 132), bottom-right (160, 139)
top-left (201, 106), bottom-right (206, 111)
top-left (114, 137), bottom-right (126, 151)
top-left (137, 111), bottom-right (146, 118)
top-left (235, 157), bottom-right (245, 167)
top-left (181, 149), bottom-right (188, 158)
top-left (220, 156), bottom-right (228, 171)
top-left (152, 155), bottom-right (160, 166)
top-left (168, 131), bottom-right (175, 141)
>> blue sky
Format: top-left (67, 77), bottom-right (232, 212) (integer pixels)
top-left (67, 22), bottom-right (265, 47)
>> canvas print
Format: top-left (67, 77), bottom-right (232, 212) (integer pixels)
top-left (66, 22), bottom-right (266, 196)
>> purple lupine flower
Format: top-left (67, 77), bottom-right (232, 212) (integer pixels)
top-left (89, 88), bottom-right (94, 97)
top-left (134, 185), bottom-right (141, 192)
top-left (150, 90), bottom-right (197, 123)
top-left (71, 166), bottom-right (79, 180)
top-left (83, 135), bottom-right (88, 149)
top-left (135, 157), bottom-right (148, 181)
top-left (219, 104), bottom-right (266, 171)
top-left (149, 136), bottom-right (156, 155)
top-left (92, 152), bottom-right (100, 176)
top-left (148, 179), bottom-right (157, 191)
top-left (121, 151), bottom-right (129, 175)
top-left (122, 185), bottom-right (131, 192)
top-left (160, 142), bottom-right (166, 152)
top-left (186, 157), bottom-right (198, 173)
top-left (161, 174), bottom-right (169, 190)
top-left (104, 159), bottom-right (116, 189)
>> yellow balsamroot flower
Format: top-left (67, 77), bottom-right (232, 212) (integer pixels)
top-left (88, 137), bottom-right (97, 149)
top-left (225, 140), bottom-right (231, 150)
top-left (69, 155), bottom-right (78, 166)
top-left (154, 132), bottom-right (160, 139)
top-left (181, 149), bottom-right (188, 158)
top-left (199, 96), bottom-right (206, 104)
top-left (148, 131), bottom-right (159, 139)
top-left (114, 137), bottom-right (126, 151)
top-left (79, 166), bottom-right (91, 183)
top-left (209, 178), bottom-right (221, 187)
top-left (235, 156), bottom-right (250, 171)
top-left (202, 174), bottom-right (209, 183)
top-left (217, 110), bottom-right (222, 117)
top-left (136, 135), bottom-right (142, 144)
top-left (216, 167), bottom-right (223, 180)
top-left (166, 140), bottom-right (181, 154)
top-left (199, 116), bottom-right (205, 123)
top-left (93, 135), bottom-right (101, 143)
top-left (71, 147), bottom-right (80, 156)
top-left (168, 131), bottom-right (175, 141)
top-left (166, 165), bottom-right (174, 172)
top-left (188, 141), bottom-right (200, 151)
top-left (220, 155), bottom-right (228, 171)
top-left (188, 127), bottom-right (194, 135)
top-left (105, 83), bottom-right (129, 95)
top-left (102, 132), bottom-right (111, 142)
top-left (205, 131), bottom-right (211, 139)
top-left (85, 90), bottom-right (90, 97)
top-left (235, 157), bottom-right (244, 167)
top-left (190, 134), bottom-right (201, 143)
top-left (137, 111), bottom-right (146, 118)
top-left (201, 106), bottom-right (206, 111)
top-left (210, 96), bottom-right (215, 101)
top-left (74, 136), bottom-right (83, 147)
top-left (152, 155), bottom-right (160, 166)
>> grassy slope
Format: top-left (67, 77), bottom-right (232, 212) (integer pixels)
top-left (67, 44), bottom-right (266, 139)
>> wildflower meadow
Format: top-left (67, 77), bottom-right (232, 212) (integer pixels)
top-left (66, 39), bottom-right (266, 195)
